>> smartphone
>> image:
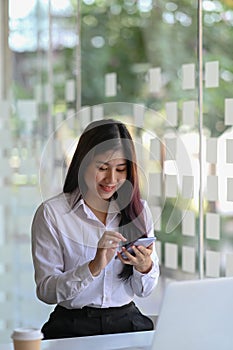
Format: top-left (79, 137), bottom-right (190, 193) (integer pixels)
top-left (116, 237), bottom-right (156, 259)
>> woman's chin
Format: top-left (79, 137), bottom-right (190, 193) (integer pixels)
top-left (99, 193), bottom-right (113, 200)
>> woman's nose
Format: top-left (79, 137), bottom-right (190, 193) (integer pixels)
top-left (105, 169), bottom-right (116, 183)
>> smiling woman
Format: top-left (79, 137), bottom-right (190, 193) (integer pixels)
top-left (84, 150), bottom-right (127, 205)
top-left (31, 118), bottom-right (159, 339)
top-left (83, 149), bottom-right (127, 225)
top-left (2, 0), bottom-right (233, 345)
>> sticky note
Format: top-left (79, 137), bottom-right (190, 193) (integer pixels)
top-left (17, 187), bottom-right (41, 206)
top-left (182, 63), bottom-right (195, 90)
top-left (66, 109), bottom-right (75, 129)
top-left (150, 206), bottom-right (162, 231)
top-left (227, 178), bottom-right (233, 201)
top-left (206, 212), bottom-right (220, 240)
top-left (165, 102), bottom-right (178, 127)
top-left (206, 138), bottom-right (218, 163)
top-left (92, 105), bottom-right (104, 121)
top-left (54, 113), bottom-right (64, 129)
top-left (0, 159), bottom-right (12, 177)
top-left (55, 140), bottom-right (63, 160)
top-left (149, 173), bottom-right (162, 197)
top-left (0, 100), bottom-right (10, 119)
top-left (0, 130), bottom-right (13, 149)
top-left (206, 175), bottom-right (218, 201)
top-left (20, 159), bottom-right (37, 175)
top-left (133, 104), bottom-right (144, 128)
top-left (17, 100), bottom-right (38, 121)
top-left (165, 243), bottom-right (178, 269)
top-left (182, 100), bottom-right (196, 126)
top-left (182, 246), bottom-right (196, 273)
top-left (18, 215), bottom-right (34, 235)
top-left (65, 79), bottom-right (75, 102)
top-left (135, 137), bottom-right (143, 163)
top-left (150, 138), bottom-right (161, 161)
top-left (224, 98), bottom-right (233, 125)
top-left (165, 174), bottom-right (177, 198)
top-left (206, 250), bottom-right (220, 277)
top-left (0, 188), bottom-right (12, 205)
top-left (149, 67), bottom-right (162, 93)
top-left (205, 61), bottom-right (219, 88)
top-left (226, 139), bottom-right (233, 163)
top-left (182, 175), bottom-right (194, 199)
top-left (165, 137), bottom-right (176, 160)
top-left (105, 73), bottom-right (117, 97)
top-left (79, 106), bottom-right (91, 131)
top-left (182, 210), bottom-right (195, 237)
top-left (226, 253), bottom-right (233, 277)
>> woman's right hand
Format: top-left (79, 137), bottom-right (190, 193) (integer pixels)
top-left (89, 231), bottom-right (126, 276)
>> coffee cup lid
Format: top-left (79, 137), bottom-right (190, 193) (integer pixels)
top-left (11, 328), bottom-right (43, 341)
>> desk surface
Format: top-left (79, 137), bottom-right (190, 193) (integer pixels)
top-left (3, 330), bottom-right (155, 350)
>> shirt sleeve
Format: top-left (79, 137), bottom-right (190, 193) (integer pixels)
top-left (31, 203), bottom-right (96, 305)
top-left (129, 201), bottom-right (160, 297)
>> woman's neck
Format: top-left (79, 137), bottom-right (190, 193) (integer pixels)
top-left (84, 196), bottom-right (109, 224)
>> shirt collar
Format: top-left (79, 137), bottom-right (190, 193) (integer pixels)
top-left (75, 196), bottom-right (120, 221)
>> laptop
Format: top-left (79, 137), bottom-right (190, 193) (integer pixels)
top-left (150, 277), bottom-right (233, 350)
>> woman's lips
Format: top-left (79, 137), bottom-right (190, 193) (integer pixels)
top-left (99, 184), bottom-right (116, 193)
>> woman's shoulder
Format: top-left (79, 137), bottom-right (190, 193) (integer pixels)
top-left (35, 192), bottom-right (73, 216)
top-left (140, 199), bottom-right (154, 233)
top-left (140, 198), bottom-right (149, 209)
top-left (140, 199), bottom-right (153, 220)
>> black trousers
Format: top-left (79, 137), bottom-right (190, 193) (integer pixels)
top-left (41, 302), bottom-right (154, 339)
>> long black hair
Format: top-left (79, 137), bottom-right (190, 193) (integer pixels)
top-left (63, 119), bottom-right (147, 279)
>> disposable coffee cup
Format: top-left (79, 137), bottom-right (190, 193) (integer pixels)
top-left (11, 328), bottom-right (43, 350)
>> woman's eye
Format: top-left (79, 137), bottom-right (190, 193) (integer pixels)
top-left (98, 166), bottom-right (108, 171)
top-left (117, 168), bottom-right (126, 172)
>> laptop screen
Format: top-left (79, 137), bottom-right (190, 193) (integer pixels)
top-left (150, 277), bottom-right (233, 350)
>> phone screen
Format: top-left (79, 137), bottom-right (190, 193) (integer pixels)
top-left (115, 236), bottom-right (156, 259)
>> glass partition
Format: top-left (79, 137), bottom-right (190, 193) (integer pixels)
top-left (0, 0), bottom-right (233, 344)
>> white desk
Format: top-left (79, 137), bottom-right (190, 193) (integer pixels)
top-left (3, 330), bottom-right (155, 350)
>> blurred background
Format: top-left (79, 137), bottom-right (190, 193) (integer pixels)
top-left (1, 0), bottom-right (233, 343)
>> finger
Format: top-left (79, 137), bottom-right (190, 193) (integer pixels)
top-left (106, 231), bottom-right (127, 243)
top-left (134, 245), bottom-right (153, 256)
top-left (116, 251), bottom-right (127, 263)
top-left (99, 232), bottom-right (126, 249)
top-left (107, 238), bottom-right (124, 249)
top-left (146, 243), bottom-right (154, 250)
top-left (116, 251), bottom-right (132, 265)
top-left (120, 247), bottom-right (137, 263)
top-left (109, 236), bottom-right (127, 249)
top-left (101, 239), bottom-right (119, 249)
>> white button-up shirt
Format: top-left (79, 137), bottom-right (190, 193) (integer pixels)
top-left (31, 192), bottom-right (160, 309)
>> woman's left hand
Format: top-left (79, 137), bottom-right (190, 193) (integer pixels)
top-left (116, 244), bottom-right (153, 274)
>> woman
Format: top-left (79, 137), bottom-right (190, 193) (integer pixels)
top-left (31, 119), bottom-right (160, 339)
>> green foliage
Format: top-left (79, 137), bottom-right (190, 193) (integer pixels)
top-left (12, 1), bottom-right (233, 137)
